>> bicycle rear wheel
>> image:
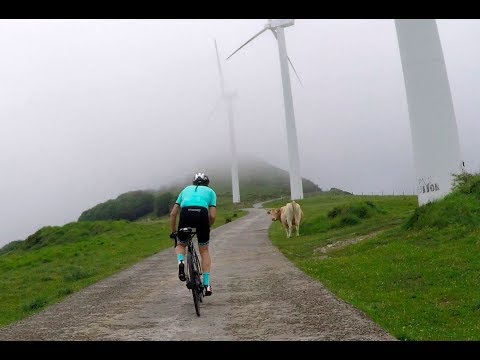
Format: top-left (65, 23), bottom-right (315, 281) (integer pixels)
top-left (192, 249), bottom-right (204, 303)
top-left (188, 250), bottom-right (201, 316)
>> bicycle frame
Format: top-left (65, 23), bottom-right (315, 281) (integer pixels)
top-left (177, 227), bottom-right (204, 316)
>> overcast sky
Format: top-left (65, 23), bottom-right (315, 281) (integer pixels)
top-left (1, 19), bottom-right (479, 247)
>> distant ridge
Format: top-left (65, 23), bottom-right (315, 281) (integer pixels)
top-left (78, 156), bottom-right (329, 222)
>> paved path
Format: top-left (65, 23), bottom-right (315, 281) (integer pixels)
top-left (0, 208), bottom-right (395, 340)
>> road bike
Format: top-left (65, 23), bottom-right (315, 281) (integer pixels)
top-left (176, 227), bottom-right (204, 316)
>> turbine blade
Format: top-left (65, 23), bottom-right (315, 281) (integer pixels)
top-left (213, 38), bottom-right (225, 93)
top-left (226, 27), bottom-right (269, 60)
top-left (270, 28), bottom-right (303, 87)
top-left (287, 56), bottom-right (303, 87)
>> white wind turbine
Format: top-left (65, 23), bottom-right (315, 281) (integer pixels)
top-left (395, 19), bottom-right (464, 206)
top-left (208, 38), bottom-right (240, 203)
top-left (226, 19), bottom-right (304, 200)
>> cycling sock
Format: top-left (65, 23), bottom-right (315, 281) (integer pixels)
top-left (203, 272), bottom-right (210, 286)
top-left (177, 254), bottom-right (184, 264)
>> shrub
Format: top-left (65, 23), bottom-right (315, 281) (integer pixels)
top-left (22, 298), bottom-right (47, 312)
top-left (154, 192), bottom-right (175, 217)
top-left (79, 190), bottom-right (154, 221)
top-left (63, 265), bottom-right (93, 282)
top-left (452, 172), bottom-right (480, 198)
top-left (327, 201), bottom-right (384, 229)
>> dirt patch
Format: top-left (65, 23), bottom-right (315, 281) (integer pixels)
top-left (314, 230), bottom-right (386, 258)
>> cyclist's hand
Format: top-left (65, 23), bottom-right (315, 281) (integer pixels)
top-left (169, 231), bottom-right (177, 240)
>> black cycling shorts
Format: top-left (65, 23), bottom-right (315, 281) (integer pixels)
top-left (177, 206), bottom-right (211, 247)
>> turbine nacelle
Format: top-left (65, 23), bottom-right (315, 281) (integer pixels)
top-left (226, 19), bottom-right (303, 87)
top-left (267, 19), bottom-right (294, 29)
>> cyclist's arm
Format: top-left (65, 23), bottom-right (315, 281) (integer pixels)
top-left (208, 189), bottom-right (217, 226)
top-left (208, 206), bottom-right (216, 226)
top-left (170, 203), bottom-right (180, 232)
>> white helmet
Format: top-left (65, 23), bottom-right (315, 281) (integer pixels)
top-left (193, 172), bottom-right (210, 186)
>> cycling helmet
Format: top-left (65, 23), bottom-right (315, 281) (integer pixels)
top-left (192, 172), bottom-right (210, 186)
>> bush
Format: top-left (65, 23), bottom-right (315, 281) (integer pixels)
top-left (58, 288), bottom-right (73, 296)
top-left (154, 192), bottom-right (175, 217)
top-left (63, 265), bottom-right (93, 282)
top-left (22, 298), bottom-right (47, 312)
top-left (405, 172), bottom-right (480, 230)
top-left (79, 190), bottom-right (154, 221)
top-left (328, 202), bottom-right (380, 220)
top-left (452, 172), bottom-right (480, 198)
top-left (327, 201), bottom-right (384, 229)
top-left (0, 240), bottom-right (24, 255)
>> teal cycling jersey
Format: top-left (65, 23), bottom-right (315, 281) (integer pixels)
top-left (175, 185), bottom-right (217, 209)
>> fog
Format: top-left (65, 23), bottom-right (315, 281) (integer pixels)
top-left (1, 19), bottom-right (479, 247)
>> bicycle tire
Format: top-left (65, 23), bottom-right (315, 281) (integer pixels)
top-left (189, 252), bottom-right (201, 316)
top-left (192, 249), bottom-right (204, 303)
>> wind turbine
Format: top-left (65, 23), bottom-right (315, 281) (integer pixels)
top-left (209, 38), bottom-right (240, 203)
top-left (395, 19), bottom-right (464, 206)
top-left (226, 19), bottom-right (304, 200)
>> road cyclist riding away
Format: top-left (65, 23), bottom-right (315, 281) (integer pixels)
top-left (169, 172), bottom-right (217, 296)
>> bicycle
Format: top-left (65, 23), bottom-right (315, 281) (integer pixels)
top-left (174, 227), bottom-right (205, 316)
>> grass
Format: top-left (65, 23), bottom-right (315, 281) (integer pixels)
top-left (266, 174), bottom-right (480, 340)
top-left (0, 220), bottom-right (170, 327)
top-left (5, 173), bottom-right (480, 340)
top-left (0, 202), bottom-right (246, 328)
top-left (265, 194), bottom-right (416, 260)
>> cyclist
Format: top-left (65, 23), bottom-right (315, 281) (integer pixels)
top-left (169, 172), bottom-right (216, 296)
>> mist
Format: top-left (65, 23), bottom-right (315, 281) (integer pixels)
top-left (1, 19), bottom-right (479, 247)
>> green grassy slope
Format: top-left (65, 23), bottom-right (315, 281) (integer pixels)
top-left (267, 173), bottom-right (480, 340)
top-left (0, 157), bottom-right (325, 328)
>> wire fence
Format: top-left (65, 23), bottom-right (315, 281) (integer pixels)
top-left (355, 190), bottom-right (417, 196)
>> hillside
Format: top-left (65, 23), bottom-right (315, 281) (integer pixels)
top-left (2, 165), bottom-right (480, 338)
top-left (193, 156), bottom-right (324, 207)
top-left (78, 156), bottom-right (327, 222)
top-left (267, 172), bottom-right (480, 340)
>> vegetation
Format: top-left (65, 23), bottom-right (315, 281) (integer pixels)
top-left (0, 220), bottom-right (169, 326)
top-left (326, 200), bottom-right (386, 229)
top-left (4, 169), bottom-right (479, 340)
top-left (6, 162), bottom-right (479, 341)
top-left (78, 190), bottom-right (155, 222)
top-left (267, 172), bottom-right (480, 340)
top-left (76, 158), bottom-right (326, 222)
top-left (0, 199), bottom-right (245, 327)
top-left (1, 157), bottom-right (320, 327)
top-left (153, 192), bottom-right (176, 218)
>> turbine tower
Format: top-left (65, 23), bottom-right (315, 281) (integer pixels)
top-left (226, 19), bottom-right (304, 200)
top-left (213, 39), bottom-right (240, 203)
top-left (395, 19), bottom-right (464, 206)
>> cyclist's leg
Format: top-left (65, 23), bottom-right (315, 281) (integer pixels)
top-left (198, 245), bottom-right (211, 273)
top-left (196, 209), bottom-right (212, 295)
top-left (175, 243), bottom-right (187, 281)
top-left (196, 209), bottom-right (211, 273)
top-left (176, 208), bottom-right (191, 281)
